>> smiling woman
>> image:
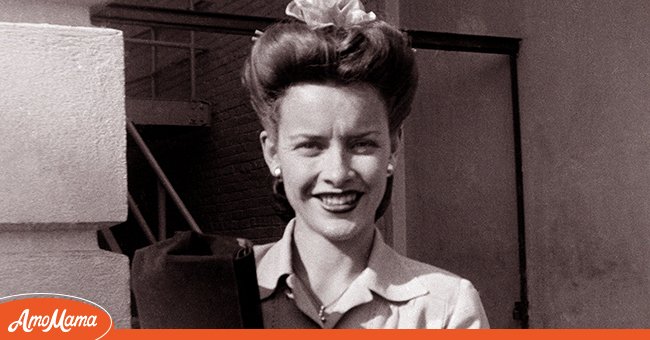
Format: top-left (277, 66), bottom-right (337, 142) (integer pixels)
top-left (241, 0), bottom-right (489, 329)
top-left (263, 83), bottom-right (392, 244)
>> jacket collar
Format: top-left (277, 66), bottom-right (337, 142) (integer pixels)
top-left (364, 230), bottom-right (429, 301)
top-left (256, 220), bottom-right (296, 300)
top-left (256, 219), bottom-right (429, 302)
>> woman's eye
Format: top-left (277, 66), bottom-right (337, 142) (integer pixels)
top-left (351, 140), bottom-right (377, 154)
top-left (297, 142), bottom-right (320, 149)
top-left (295, 141), bottom-right (323, 155)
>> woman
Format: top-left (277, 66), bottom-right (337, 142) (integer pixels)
top-left (242, 0), bottom-right (489, 329)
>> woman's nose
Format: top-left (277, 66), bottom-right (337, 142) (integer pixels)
top-left (321, 147), bottom-right (353, 186)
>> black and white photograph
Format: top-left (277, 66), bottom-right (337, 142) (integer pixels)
top-left (0, 0), bottom-right (648, 330)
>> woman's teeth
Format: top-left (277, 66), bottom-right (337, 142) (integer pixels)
top-left (321, 193), bottom-right (357, 205)
top-left (318, 193), bottom-right (360, 212)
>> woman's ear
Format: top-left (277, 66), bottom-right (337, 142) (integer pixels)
top-left (260, 130), bottom-right (279, 174)
top-left (389, 126), bottom-right (403, 166)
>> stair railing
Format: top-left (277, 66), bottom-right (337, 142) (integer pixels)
top-left (100, 120), bottom-right (203, 254)
top-left (126, 120), bottom-right (203, 238)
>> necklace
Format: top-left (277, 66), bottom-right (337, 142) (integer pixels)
top-left (293, 274), bottom-right (349, 323)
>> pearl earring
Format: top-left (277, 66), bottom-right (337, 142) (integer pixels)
top-left (387, 163), bottom-right (395, 176)
top-left (273, 167), bottom-right (282, 178)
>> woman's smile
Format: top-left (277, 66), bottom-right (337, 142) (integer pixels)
top-left (315, 192), bottom-right (363, 213)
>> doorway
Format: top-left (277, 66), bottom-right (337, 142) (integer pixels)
top-left (408, 49), bottom-right (520, 328)
top-left (389, 32), bottom-right (527, 328)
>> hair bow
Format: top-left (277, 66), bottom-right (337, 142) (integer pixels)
top-left (285, 0), bottom-right (377, 29)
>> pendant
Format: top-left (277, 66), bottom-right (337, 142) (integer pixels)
top-left (318, 305), bottom-right (326, 323)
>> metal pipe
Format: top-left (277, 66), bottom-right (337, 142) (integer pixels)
top-left (510, 52), bottom-right (529, 329)
top-left (408, 30), bottom-right (520, 55)
top-left (127, 120), bottom-right (203, 234)
top-left (189, 33), bottom-right (197, 100)
top-left (128, 193), bottom-right (157, 243)
top-left (150, 28), bottom-right (157, 98)
top-left (99, 229), bottom-right (123, 254)
top-left (125, 49), bottom-right (209, 85)
top-left (92, 3), bottom-right (277, 36)
top-left (157, 181), bottom-right (167, 240)
top-left (189, 0), bottom-right (197, 101)
top-left (125, 37), bottom-right (208, 50)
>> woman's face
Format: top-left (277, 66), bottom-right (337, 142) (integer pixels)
top-left (261, 83), bottom-right (397, 242)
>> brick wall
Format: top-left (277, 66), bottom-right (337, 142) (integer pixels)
top-left (180, 1), bottom-right (287, 243)
top-left (105, 0), bottom-right (387, 246)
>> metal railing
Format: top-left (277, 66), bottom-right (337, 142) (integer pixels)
top-left (98, 1), bottom-right (206, 252)
top-left (101, 120), bottom-right (203, 254)
top-left (127, 119), bottom-right (203, 237)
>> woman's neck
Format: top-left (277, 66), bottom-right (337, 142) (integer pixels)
top-left (291, 218), bottom-right (375, 306)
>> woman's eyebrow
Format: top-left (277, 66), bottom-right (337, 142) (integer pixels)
top-left (348, 131), bottom-right (381, 139)
top-left (287, 133), bottom-right (325, 141)
top-left (288, 131), bottom-right (382, 139)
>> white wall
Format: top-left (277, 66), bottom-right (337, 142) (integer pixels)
top-left (399, 0), bottom-right (650, 328)
top-left (0, 23), bottom-right (126, 227)
top-left (0, 0), bottom-right (130, 327)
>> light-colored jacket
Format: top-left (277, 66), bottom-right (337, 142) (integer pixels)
top-left (254, 220), bottom-right (490, 329)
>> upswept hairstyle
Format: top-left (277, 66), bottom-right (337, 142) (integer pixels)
top-left (242, 19), bottom-right (418, 136)
top-left (241, 19), bottom-right (418, 222)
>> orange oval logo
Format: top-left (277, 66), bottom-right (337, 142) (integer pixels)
top-left (0, 293), bottom-right (113, 339)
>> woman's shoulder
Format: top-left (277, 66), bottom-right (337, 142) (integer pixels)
top-left (380, 252), bottom-right (489, 328)
top-left (387, 251), bottom-right (489, 328)
top-left (253, 242), bottom-right (276, 262)
top-left (386, 249), bottom-right (483, 305)
top-left (388, 248), bottom-right (471, 291)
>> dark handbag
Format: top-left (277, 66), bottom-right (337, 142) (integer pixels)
top-left (131, 231), bottom-right (263, 328)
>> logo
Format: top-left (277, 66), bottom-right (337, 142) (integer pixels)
top-left (0, 293), bottom-right (113, 339)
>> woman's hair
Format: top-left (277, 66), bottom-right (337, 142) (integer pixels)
top-left (242, 19), bottom-right (418, 136)
top-left (242, 18), bottom-right (418, 222)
